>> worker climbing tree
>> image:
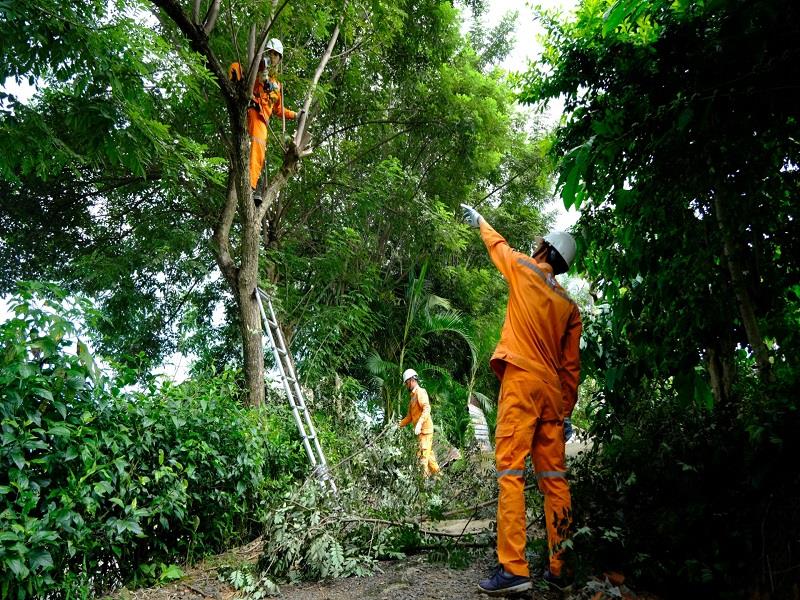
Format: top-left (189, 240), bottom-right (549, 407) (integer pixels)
top-left (228, 38), bottom-right (298, 206)
top-left (398, 368), bottom-right (440, 478)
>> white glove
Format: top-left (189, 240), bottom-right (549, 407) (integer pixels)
top-left (460, 203), bottom-right (482, 228)
top-left (414, 423), bottom-right (422, 435)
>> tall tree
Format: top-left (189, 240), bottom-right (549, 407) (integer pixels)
top-left (1, 1), bottom-right (552, 411)
top-left (522, 0), bottom-right (800, 592)
top-left (523, 0), bottom-right (800, 401)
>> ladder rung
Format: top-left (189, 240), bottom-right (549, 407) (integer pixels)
top-left (259, 287), bottom-right (336, 496)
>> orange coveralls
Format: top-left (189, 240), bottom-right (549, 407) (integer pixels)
top-left (480, 219), bottom-right (582, 579)
top-left (228, 63), bottom-right (297, 189)
top-left (399, 385), bottom-right (440, 477)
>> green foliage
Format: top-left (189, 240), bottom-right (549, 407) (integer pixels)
top-left (0, 286), bottom-right (299, 598)
top-left (364, 262), bottom-right (477, 424)
top-left (0, 0), bottom-right (549, 387)
top-left (569, 361), bottom-right (800, 595)
top-left (239, 423), bottom-right (495, 596)
top-left (523, 1), bottom-right (800, 594)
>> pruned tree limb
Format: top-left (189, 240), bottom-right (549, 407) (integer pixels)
top-left (438, 484), bottom-right (538, 519)
top-left (338, 516), bottom-right (492, 539)
top-left (293, 5), bottom-right (348, 150)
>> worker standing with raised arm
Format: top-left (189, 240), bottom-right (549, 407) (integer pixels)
top-left (228, 38), bottom-right (298, 205)
top-left (398, 368), bottom-right (440, 478)
top-left (460, 204), bottom-right (582, 596)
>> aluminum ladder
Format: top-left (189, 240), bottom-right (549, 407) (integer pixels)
top-left (255, 288), bottom-right (337, 494)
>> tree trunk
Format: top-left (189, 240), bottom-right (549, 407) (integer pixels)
top-left (238, 282), bottom-right (265, 406)
top-left (235, 131), bottom-right (265, 406)
top-left (706, 344), bottom-right (734, 406)
top-left (712, 193), bottom-right (771, 377)
top-left (152, 0), bottom-right (344, 406)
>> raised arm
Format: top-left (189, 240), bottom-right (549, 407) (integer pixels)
top-left (479, 219), bottom-right (518, 281)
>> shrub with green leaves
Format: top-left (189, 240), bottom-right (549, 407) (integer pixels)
top-left (0, 285), bottom-right (300, 598)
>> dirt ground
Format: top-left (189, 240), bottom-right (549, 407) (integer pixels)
top-left (108, 542), bottom-right (570, 600)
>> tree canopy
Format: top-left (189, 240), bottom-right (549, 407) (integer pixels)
top-left (1, 0), bottom-right (551, 407)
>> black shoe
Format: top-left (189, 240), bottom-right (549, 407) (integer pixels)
top-left (477, 565), bottom-right (532, 596)
top-left (253, 194), bottom-right (262, 207)
top-left (543, 568), bottom-right (573, 592)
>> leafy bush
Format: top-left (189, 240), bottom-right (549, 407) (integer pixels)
top-left (569, 341), bottom-right (800, 597)
top-left (0, 285), bottom-right (300, 598)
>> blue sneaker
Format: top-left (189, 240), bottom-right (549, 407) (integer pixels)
top-left (543, 568), bottom-right (573, 592)
top-left (477, 565), bottom-right (532, 596)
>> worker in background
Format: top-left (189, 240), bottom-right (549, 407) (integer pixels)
top-left (228, 38), bottom-right (298, 205)
top-left (460, 204), bottom-right (581, 596)
top-left (398, 368), bottom-right (440, 478)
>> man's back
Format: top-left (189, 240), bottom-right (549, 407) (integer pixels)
top-left (479, 220), bottom-right (582, 416)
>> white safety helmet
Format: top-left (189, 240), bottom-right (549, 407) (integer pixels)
top-left (265, 38), bottom-right (284, 57)
top-left (402, 368), bottom-right (419, 384)
top-left (542, 231), bottom-right (577, 270)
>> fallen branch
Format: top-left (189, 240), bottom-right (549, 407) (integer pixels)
top-left (438, 483), bottom-right (538, 519)
top-left (338, 515), bottom-right (492, 539)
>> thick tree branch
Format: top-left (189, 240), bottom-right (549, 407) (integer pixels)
top-left (150, 0), bottom-right (236, 111)
top-left (202, 0), bottom-right (221, 35)
top-left (247, 24), bottom-right (256, 67)
top-left (213, 173), bottom-right (239, 287)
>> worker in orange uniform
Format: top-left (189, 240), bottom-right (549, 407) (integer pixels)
top-left (228, 38), bottom-right (298, 205)
top-left (398, 368), bottom-right (440, 478)
top-left (461, 204), bottom-right (581, 596)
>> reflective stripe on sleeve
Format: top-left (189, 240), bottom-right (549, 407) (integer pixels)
top-left (516, 257), bottom-right (574, 305)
